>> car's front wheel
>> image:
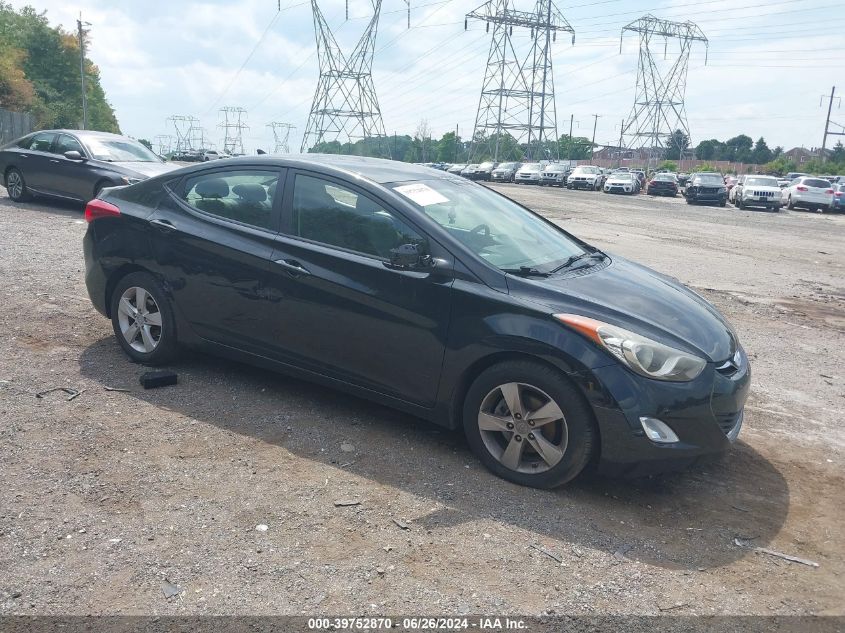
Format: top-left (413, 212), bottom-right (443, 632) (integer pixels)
top-left (110, 271), bottom-right (178, 365)
top-left (5, 168), bottom-right (31, 202)
top-left (463, 361), bottom-right (597, 488)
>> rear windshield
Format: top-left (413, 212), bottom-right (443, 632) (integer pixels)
top-left (803, 178), bottom-right (831, 188)
top-left (692, 174), bottom-right (724, 185)
top-left (745, 177), bottom-right (779, 187)
top-left (654, 174), bottom-right (676, 181)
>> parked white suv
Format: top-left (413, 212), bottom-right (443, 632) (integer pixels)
top-left (733, 175), bottom-right (782, 211)
top-left (566, 166), bottom-right (602, 191)
top-left (781, 176), bottom-right (834, 212)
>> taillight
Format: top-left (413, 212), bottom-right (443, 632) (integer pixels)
top-left (796, 186), bottom-right (808, 191)
top-left (84, 199), bottom-right (121, 222)
top-left (836, 192), bottom-right (843, 197)
top-left (825, 189), bottom-right (834, 194)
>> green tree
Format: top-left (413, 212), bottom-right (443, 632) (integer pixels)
top-left (664, 129), bottom-right (689, 160)
top-left (724, 135), bottom-right (754, 162)
top-left (558, 134), bottom-right (593, 160)
top-left (138, 138), bottom-right (152, 150)
top-left (832, 140), bottom-right (845, 163)
top-left (751, 137), bottom-right (772, 165)
top-left (657, 161), bottom-right (678, 172)
top-left (695, 139), bottom-right (718, 160)
top-left (0, 3), bottom-right (119, 131)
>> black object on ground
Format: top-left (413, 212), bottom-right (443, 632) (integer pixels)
top-left (139, 371), bottom-right (178, 389)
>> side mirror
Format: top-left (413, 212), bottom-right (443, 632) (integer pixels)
top-left (388, 243), bottom-right (430, 269)
top-left (64, 150), bottom-right (84, 161)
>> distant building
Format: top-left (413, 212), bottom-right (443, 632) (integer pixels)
top-left (783, 146), bottom-right (833, 164)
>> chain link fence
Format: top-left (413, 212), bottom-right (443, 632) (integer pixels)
top-left (0, 108), bottom-right (34, 145)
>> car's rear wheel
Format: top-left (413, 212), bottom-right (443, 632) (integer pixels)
top-left (109, 271), bottom-right (178, 365)
top-left (5, 168), bottom-right (31, 202)
top-left (463, 361), bottom-right (597, 488)
top-left (787, 195), bottom-right (795, 210)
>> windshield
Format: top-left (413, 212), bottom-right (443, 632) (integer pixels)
top-left (498, 162), bottom-right (517, 169)
top-left (610, 173), bottom-right (632, 180)
top-left (84, 137), bottom-right (160, 162)
top-left (574, 167), bottom-right (598, 174)
top-left (745, 177), bottom-right (778, 187)
top-left (391, 179), bottom-right (586, 272)
top-left (478, 162), bottom-right (495, 169)
top-left (692, 174), bottom-right (724, 185)
top-left (520, 163), bottom-right (541, 171)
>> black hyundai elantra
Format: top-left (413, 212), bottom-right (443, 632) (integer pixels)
top-left (82, 155), bottom-right (750, 488)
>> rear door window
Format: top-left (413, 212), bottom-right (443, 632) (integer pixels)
top-left (180, 169), bottom-right (281, 231)
top-left (28, 132), bottom-right (57, 152)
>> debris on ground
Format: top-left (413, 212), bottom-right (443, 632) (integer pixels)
top-left (340, 443), bottom-right (356, 452)
top-left (140, 370), bottom-right (178, 389)
top-left (334, 499), bottom-right (361, 507)
top-left (160, 579), bottom-right (181, 598)
top-left (104, 386), bottom-right (131, 392)
top-left (392, 518), bottom-right (410, 530)
top-left (255, 524), bottom-right (269, 532)
top-left (613, 543), bottom-right (634, 561)
top-left (35, 386), bottom-right (82, 401)
top-left (734, 538), bottom-right (820, 568)
top-left (528, 543), bottom-right (562, 563)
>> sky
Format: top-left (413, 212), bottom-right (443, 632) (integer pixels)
top-left (10, 0), bottom-right (844, 155)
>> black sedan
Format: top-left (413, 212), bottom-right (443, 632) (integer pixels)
top-left (83, 155), bottom-right (749, 488)
top-left (1, 129), bottom-right (178, 204)
top-left (685, 172), bottom-right (728, 206)
top-left (646, 173), bottom-right (679, 196)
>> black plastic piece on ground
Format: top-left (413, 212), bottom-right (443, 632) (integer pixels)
top-left (139, 370), bottom-right (178, 389)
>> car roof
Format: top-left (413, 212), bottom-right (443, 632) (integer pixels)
top-left (172, 154), bottom-right (466, 185)
top-left (36, 129), bottom-right (128, 140)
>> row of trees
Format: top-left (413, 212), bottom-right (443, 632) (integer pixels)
top-left (0, 3), bottom-right (119, 132)
top-left (694, 135), bottom-right (781, 164)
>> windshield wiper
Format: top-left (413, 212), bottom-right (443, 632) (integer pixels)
top-left (549, 250), bottom-right (605, 274)
top-left (501, 266), bottom-right (551, 277)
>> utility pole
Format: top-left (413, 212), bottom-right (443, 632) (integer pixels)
top-left (820, 86), bottom-right (841, 164)
top-left (567, 114), bottom-right (573, 164)
top-left (590, 114), bottom-right (600, 164)
top-left (617, 118), bottom-right (624, 167)
top-left (77, 13), bottom-right (91, 130)
top-left (455, 124), bottom-right (459, 163)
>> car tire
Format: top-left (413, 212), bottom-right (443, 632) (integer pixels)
top-left (787, 196), bottom-right (794, 210)
top-left (720, 199), bottom-right (727, 207)
top-left (462, 360), bottom-right (597, 489)
top-left (109, 271), bottom-right (178, 366)
top-left (5, 167), bottom-right (31, 202)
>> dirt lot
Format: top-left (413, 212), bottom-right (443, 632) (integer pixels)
top-left (0, 183), bottom-right (843, 617)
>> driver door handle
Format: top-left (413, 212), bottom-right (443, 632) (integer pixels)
top-left (149, 218), bottom-right (175, 232)
top-left (273, 259), bottom-right (311, 277)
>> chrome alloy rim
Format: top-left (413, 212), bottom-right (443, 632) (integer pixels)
top-left (7, 171), bottom-right (23, 199)
top-left (478, 382), bottom-right (568, 474)
top-left (117, 286), bottom-right (162, 353)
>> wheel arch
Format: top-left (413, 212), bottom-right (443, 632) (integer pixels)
top-left (448, 350), bottom-right (603, 470)
top-left (103, 263), bottom-right (151, 318)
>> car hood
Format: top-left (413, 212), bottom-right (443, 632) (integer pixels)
top-left (607, 178), bottom-right (633, 185)
top-left (104, 161), bottom-right (181, 179)
top-left (571, 172), bottom-right (598, 178)
top-left (743, 186), bottom-right (780, 192)
top-left (508, 255), bottom-right (735, 362)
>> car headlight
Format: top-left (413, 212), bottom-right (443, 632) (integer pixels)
top-left (553, 314), bottom-right (707, 382)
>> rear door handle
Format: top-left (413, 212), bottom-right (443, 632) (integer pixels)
top-left (49, 159), bottom-right (60, 163)
top-left (273, 259), bottom-right (310, 276)
top-left (149, 218), bottom-right (175, 232)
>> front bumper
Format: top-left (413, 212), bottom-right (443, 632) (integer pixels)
top-left (577, 348), bottom-right (750, 477)
top-left (515, 175), bottom-right (539, 183)
top-left (741, 195), bottom-right (780, 208)
top-left (605, 184), bottom-right (633, 193)
top-left (540, 176), bottom-right (564, 185)
top-left (491, 172), bottom-right (513, 181)
top-left (569, 179), bottom-right (597, 189)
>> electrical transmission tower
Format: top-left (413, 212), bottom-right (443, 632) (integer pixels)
top-left (619, 15), bottom-right (707, 165)
top-left (167, 115), bottom-right (201, 152)
top-left (219, 107), bottom-right (249, 155)
top-left (466, 0), bottom-right (574, 162)
top-left (301, 0), bottom-right (390, 157)
top-left (154, 134), bottom-right (174, 156)
top-left (267, 122), bottom-right (296, 153)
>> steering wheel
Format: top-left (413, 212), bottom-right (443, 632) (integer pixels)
top-left (470, 223), bottom-right (491, 238)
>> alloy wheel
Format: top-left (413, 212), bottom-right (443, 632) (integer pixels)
top-left (477, 382), bottom-right (568, 474)
top-left (117, 286), bottom-right (163, 353)
top-left (7, 171), bottom-right (23, 200)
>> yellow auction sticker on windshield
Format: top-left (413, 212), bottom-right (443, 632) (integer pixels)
top-left (394, 183), bottom-right (450, 206)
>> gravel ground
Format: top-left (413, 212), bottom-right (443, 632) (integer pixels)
top-left (0, 183), bottom-right (842, 617)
